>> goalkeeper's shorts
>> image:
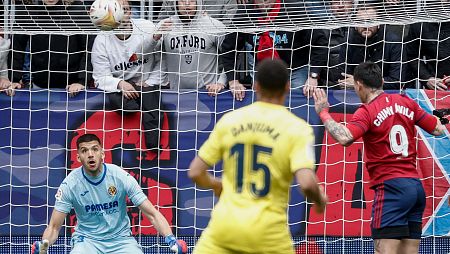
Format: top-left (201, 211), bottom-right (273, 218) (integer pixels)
top-left (371, 178), bottom-right (425, 239)
top-left (70, 235), bottom-right (143, 254)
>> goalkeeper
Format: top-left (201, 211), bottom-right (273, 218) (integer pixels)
top-left (31, 134), bottom-right (187, 254)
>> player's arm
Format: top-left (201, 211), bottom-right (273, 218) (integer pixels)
top-left (412, 99), bottom-right (447, 136)
top-left (124, 170), bottom-right (186, 253)
top-left (188, 156), bottom-right (222, 197)
top-left (31, 210), bottom-right (67, 254)
top-left (313, 88), bottom-right (355, 146)
top-left (138, 200), bottom-right (187, 254)
top-left (295, 168), bottom-right (327, 214)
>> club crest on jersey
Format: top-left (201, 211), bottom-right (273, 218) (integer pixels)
top-left (55, 188), bottom-right (62, 201)
top-left (185, 54), bottom-right (192, 64)
top-left (108, 185), bottom-right (117, 196)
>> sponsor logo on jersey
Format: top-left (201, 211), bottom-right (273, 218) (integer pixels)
top-left (80, 190), bottom-right (89, 196)
top-left (55, 188), bottom-right (62, 201)
top-left (114, 53), bottom-right (149, 71)
top-left (85, 200), bottom-right (119, 213)
top-left (108, 185), bottom-right (117, 196)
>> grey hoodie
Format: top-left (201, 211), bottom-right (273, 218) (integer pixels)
top-left (157, 0), bottom-right (237, 27)
top-left (159, 0), bottom-right (226, 90)
top-left (0, 37), bottom-right (10, 79)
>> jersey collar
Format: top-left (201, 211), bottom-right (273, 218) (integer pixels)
top-left (82, 163), bottom-right (107, 186)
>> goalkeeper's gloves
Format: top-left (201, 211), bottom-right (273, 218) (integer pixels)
top-left (165, 235), bottom-right (187, 254)
top-left (31, 239), bottom-right (49, 254)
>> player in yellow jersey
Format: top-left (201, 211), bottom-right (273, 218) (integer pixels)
top-left (188, 59), bottom-right (328, 254)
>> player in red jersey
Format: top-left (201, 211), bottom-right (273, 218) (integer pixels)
top-left (313, 62), bottom-right (447, 254)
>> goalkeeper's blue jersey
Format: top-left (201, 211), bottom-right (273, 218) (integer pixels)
top-left (54, 163), bottom-right (147, 240)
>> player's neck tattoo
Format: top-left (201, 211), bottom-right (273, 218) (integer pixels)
top-left (366, 90), bottom-right (383, 104)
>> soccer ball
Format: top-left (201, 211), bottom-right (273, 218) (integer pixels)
top-left (89, 0), bottom-right (124, 31)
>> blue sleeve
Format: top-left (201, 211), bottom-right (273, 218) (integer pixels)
top-left (124, 172), bottom-right (147, 207)
top-left (54, 180), bottom-right (72, 214)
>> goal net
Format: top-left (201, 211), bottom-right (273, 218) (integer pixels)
top-left (0, 0), bottom-right (449, 253)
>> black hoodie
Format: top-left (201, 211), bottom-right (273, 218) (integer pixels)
top-left (221, 0), bottom-right (328, 84)
top-left (11, 0), bottom-right (94, 88)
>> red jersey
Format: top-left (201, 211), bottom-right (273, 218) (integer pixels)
top-left (347, 93), bottom-right (437, 187)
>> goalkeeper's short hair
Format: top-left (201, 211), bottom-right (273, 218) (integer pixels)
top-left (255, 59), bottom-right (289, 94)
top-left (76, 133), bottom-right (102, 149)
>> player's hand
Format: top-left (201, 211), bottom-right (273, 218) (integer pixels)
top-left (312, 88), bottom-right (330, 115)
top-left (229, 80), bottom-right (246, 101)
top-left (154, 19), bottom-right (173, 41)
top-left (338, 73), bottom-right (355, 90)
top-left (314, 186), bottom-right (328, 214)
top-left (303, 77), bottom-right (318, 97)
top-left (205, 83), bottom-right (225, 97)
top-left (66, 83), bottom-right (85, 97)
top-left (165, 235), bottom-right (187, 254)
top-left (426, 77), bottom-right (447, 91)
top-left (31, 239), bottom-right (49, 254)
top-left (118, 80), bottom-right (140, 100)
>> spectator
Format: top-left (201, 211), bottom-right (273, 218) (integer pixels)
top-left (405, 21), bottom-right (450, 90)
top-left (157, 0), bottom-right (237, 27)
top-left (155, 0), bottom-right (226, 94)
top-left (10, 0), bottom-right (92, 96)
top-left (328, 6), bottom-right (405, 90)
top-left (308, 0), bottom-right (354, 91)
top-left (0, 32), bottom-right (13, 94)
top-left (91, 0), bottom-right (166, 151)
top-left (222, 0), bottom-right (328, 101)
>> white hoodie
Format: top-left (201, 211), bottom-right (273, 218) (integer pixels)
top-left (92, 19), bottom-right (166, 92)
top-left (158, 0), bottom-right (226, 90)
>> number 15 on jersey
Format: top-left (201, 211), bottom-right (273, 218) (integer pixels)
top-left (230, 143), bottom-right (272, 197)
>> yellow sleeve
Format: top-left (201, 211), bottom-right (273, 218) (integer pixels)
top-left (289, 124), bottom-right (315, 173)
top-left (198, 119), bottom-right (225, 166)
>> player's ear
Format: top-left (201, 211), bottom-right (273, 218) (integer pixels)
top-left (76, 152), bottom-right (81, 163)
top-left (284, 81), bottom-right (290, 93)
top-left (101, 147), bottom-right (105, 161)
top-left (254, 81), bottom-right (260, 93)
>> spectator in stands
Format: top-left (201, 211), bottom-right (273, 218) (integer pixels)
top-left (0, 30), bottom-right (13, 95)
top-left (328, 6), bottom-right (405, 90)
top-left (222, 0), bottom-right (328, 101)
top-left (155, 0), bottom-right (226, 94)
top-left (10, 0), bottom-right (92, 96)
top-left (157, 0), bottom-right (237, 27)
top-left (91, 0), bottom-right (166, 152)
top-left (406, 22), bottom-right (450, 90)
top-left (304, 0), bottom-right (354, 92)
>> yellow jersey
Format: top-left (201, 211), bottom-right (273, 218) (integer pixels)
top-left (196, 101), bottom-right (315, 254)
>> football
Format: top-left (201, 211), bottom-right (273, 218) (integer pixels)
top-left (89, 0), bottom-right (124, 31)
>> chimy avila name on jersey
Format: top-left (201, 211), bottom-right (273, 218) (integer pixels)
top-left (374, 103), bottom-right (414, 127)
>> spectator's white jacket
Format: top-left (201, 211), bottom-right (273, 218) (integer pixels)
top-left (0, 37), bottom-right (10, 79)
top-left (92, 19), bottom-right (166, 92)
top-left (159, 0), bottom-right (226, 90)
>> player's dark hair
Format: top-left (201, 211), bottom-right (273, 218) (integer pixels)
top-left (255, 59), bottom-right (289, 94)
top-left (353, 62), bottom-right (383, 89)
top-left (76, 134), bottom-right (102, 149)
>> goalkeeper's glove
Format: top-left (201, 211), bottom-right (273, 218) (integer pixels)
top-left (165, 235), bottom-right (187, 254)
top-left (31, 239), bottom-right (49, 254)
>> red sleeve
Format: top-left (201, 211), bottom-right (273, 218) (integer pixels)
top-left (414, 103), bottom-right (438, 133)
top-left (347, 107), bottom-right (371, 140)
